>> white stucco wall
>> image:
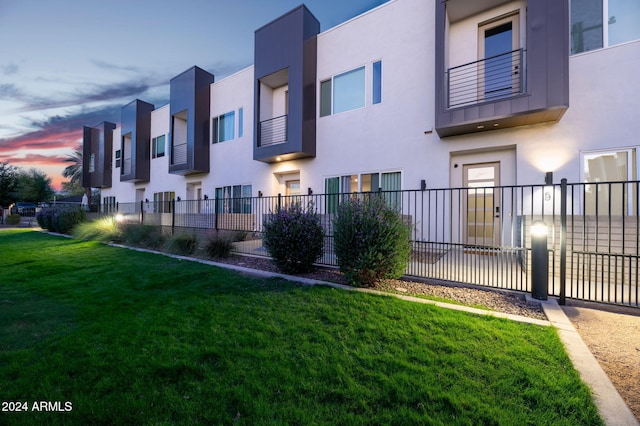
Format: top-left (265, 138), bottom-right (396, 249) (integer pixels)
top-left (100, 0), bottom-right (640, 204)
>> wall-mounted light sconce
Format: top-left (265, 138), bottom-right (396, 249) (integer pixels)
top-left (203, 194), bottom-right (208, 200)
top-left (308, 187), bottom-right (313, 195)
top-left (420, 179), bottom-right (427, 191)
top-left (544, 171), bottom-right (553, 185)
top-left (145, 198), bottom-right (149, 203)
top-left (258, 191), bottom-right (263, 198)
top-left (177, 196), bottom-right (181, 201)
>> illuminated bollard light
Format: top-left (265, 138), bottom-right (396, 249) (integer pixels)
top-left (531, 220), bottom-right (549, 300)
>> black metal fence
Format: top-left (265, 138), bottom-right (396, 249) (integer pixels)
top-left (101, 179), bottom-right (640, 308)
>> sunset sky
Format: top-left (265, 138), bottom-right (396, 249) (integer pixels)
top-left (0, 0), bottom-right (388, 191)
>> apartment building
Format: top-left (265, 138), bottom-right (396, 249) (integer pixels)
top-left (84, 0), bottom-right (640, 218)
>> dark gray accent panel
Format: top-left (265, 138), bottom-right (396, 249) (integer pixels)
top-left (435, 0), bottom-right (570, 137)
top-left (82, 121), bottom-right (116, 189)
top-left (254, 6), bottom-right (319, 163)
top-left (169, 66), bottom-right (214, 175)
top-left (120, 99), bottom-right (154, 182)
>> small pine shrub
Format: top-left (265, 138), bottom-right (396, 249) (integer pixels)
top-left (6, 214), bottom-right (21, 225)
top-left (166, 233), bottom-right (199, 255)
top-left (121, 224), bottom-right (165, 249)
top-left (204, 235), bottom-right (233, 258)
top-left (333, 196), bottom-right (411, 287)
top-left (262, 202), bottom-right (324, 274)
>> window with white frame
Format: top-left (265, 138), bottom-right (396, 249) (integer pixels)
top-left (238, 107), bottom-right (244, 138)
top-left (325, 171), bottom-right (401, 213)
top-left (214, 184), bottom-right (252, 214)
top-left (115, 150), bottom-right (121, 168)
top-left (320, 66), bottom-right (366, 116)
top-left (153, 191), bottom-right (175, 213)
top-left (152, 135), bottom-right (165, 158)
top-left (571, 0), bottom-right (640, 54)
top-left (582, 148), bottom-right (637, 215)
top-left (212, 111), bottom-right (235, 143)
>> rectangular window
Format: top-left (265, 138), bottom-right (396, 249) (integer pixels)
top-left (571, 0), bottom-right (603, 54)
top-left (103, 196), bottom-right (116, 213)
top-left (153, 191), bottom-right (175, 213)
top-left (583, 149), bottom-right (636, 215)
top-left (115, 150), bottom-right (121, 168)
top-left (152, 135), bottom-right (165, 158)
top-left (238, 107), bottom-right (243, 138)
top-left (571, 0), bottom-right (640, 54)
top-left (89, 153), bottom-right (95, 173)
top-left (320, 66), bottom-right (366, 116)
top-left (372, 61), bottom-right (382, 104)
top-left (333, 67), bottom-right (365, 114)
top-left (608, 0), bottom-right (640, 46)
top-left (212, 111), bottom-right (235, 143)
top-left (320, 80), bottom-right (332, 117)
top-left (215, 184), bottom-right (252, 213)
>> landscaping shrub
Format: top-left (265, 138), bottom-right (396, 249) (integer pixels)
top-left (72, 216), bottom-right (122, 243)
top-left (120, 224), bottom-right (165, 249)
top-left (262, 202), bottom-right (324, 274)
top-left (6, 214), bottom-right (21, 225)
top-left (204, 235), bottom-right (233, 258)
top-left (333, 196), bottom-right (411, 287)
top-left (165, 232), bottom-right (199, 256)
top-left (36, 206), bottom-right (85, 234)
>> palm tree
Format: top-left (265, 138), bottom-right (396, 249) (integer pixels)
top-left (62, 146), bottom-right (90, 202)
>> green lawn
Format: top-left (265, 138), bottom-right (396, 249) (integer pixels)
top-left (0, 230), bottom-right (602, 425)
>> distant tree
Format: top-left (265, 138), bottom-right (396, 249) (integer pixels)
top-left (16, 168), bottom-right (55, 203)
top-left (60, 180), bottom-right (86, 197)
top-left (0, 162), bottom-right (19, 207)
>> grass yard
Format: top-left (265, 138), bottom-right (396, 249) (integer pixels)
top-left (0, 230), bottom-right (602, 425)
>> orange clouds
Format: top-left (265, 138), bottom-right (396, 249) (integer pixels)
top-left (0, 128), bottom-right (83, 191)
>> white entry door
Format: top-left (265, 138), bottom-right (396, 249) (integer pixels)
top-left (463, 162), bottom-right (500, 246)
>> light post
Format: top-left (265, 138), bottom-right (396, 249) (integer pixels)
top-left (531, 220), bottom-right (549, 300)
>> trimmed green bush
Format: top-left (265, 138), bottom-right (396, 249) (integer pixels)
top-left (6, 214), bottom-right (21, 225)
top-left (36, 206), bottom-right (85, 234)
top-left (204, 235), bottom-right (233, 258)
top-left (333, 196), bottom-right (411, 287)
top-left (165, 233), bottom-right (198, 256)
top-left (262, 202), bottom-right (324, 274)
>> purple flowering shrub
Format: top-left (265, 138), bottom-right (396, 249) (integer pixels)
top-left (262, 202), bottom-right (324, 274)
top-left (333, 196), bottom-right (411, 287)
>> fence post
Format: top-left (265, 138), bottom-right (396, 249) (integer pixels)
top-left (171, 199), bottom-right (176, 235)
top-left (277, 193), bottom-right (282, 212)
top-left (140, 200), bottom-right (144, 224)
top-left (559, 178), bottom-right (567, 305)
top-left (214, 196), bottom-right (219, 231)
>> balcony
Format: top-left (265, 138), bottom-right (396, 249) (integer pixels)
top-left (447, 49), bottom-right (524, 108)
top-left (434, 0), bottom-right (569, 138)
top-left (172, 141), bottom-right (188, 165)
top-left (258, 115), bottom-right (288, 147)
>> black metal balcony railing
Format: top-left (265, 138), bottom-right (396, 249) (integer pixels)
top-left (258, 115), bottom-right (287, 147)
top-left (447, 48), bottom-right (525, 108)
top-left (171, 141), bottom-right (187, 165)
